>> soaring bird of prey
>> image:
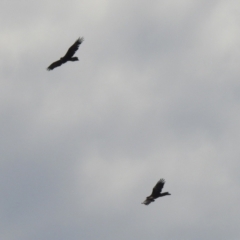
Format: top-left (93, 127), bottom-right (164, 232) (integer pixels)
top-left (47, 37), bottom-right (84, 71)
top-left (142, 179), bottom-right (170, 205)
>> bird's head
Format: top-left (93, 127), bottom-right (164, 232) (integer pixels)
top-left (71, 57), bottom-right (79, 61)
top-left (161, 192), bottom-right (171, 196)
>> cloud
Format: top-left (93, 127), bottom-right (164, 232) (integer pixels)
top-left (1, 0), bottom-right (240, 240)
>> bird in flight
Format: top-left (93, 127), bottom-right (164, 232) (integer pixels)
top-left (47, 37), bottom-right (84, 71)
top-left (142, 179), bottom-right (170, 205)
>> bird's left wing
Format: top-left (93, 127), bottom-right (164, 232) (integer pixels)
top-left (47, 59), bottom-right (63, 70)
top-left (142, 198), bottom-right (154, 205)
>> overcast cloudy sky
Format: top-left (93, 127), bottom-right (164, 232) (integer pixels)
top-left (1, 0), bottom-right (240, 239)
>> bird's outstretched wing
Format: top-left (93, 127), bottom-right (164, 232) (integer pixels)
top-left (151, 179), bottom-right (165, 198)
top-left (63, 37), bottom-right (84, 59)
top-left (47, 59), bottom-right (64, 71)
top-left (142, 198), bottom-right (155, 205)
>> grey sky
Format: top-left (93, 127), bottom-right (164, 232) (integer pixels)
top-left (1, 0), bottom-right (240, 239)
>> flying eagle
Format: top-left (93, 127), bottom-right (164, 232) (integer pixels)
top-left (47, 37), bottom-right (84, 70)
top-left (142, 179), bottom-right (170, 205)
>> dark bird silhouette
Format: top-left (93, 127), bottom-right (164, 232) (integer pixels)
top-left (47, 37), bottom-right (84, 71)
top-left (142, 179), bottom-right (170, 205)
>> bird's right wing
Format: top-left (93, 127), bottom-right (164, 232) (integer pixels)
top-left (151, 179), bottom-right (165, 197)
top-left (64, 37), bottom-right (84, 59)
top-left (47, 59), bottom-right (63, 70)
